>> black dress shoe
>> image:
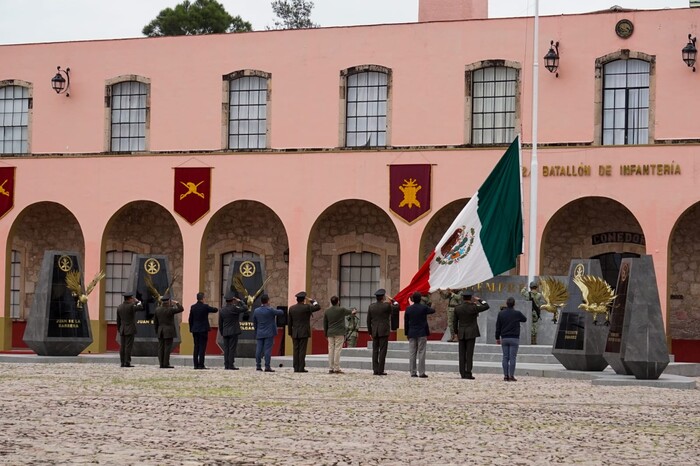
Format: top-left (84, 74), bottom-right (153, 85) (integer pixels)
top-left (231, 366), bottom-right (239, 370)
top-left (124, 364), bottom-right (134, 368)
top-left (300, 369), bottom-right (308, 373)
top-left (200, 366), bottom-right (209, 370)
top-left (161, 366), bottom-right (175, 369)
top-left (256, 367), bottom-right (262, 371)
top-left (264, 368), bottom-right (275, 372)
top-left (411, 374), bottom-right (418, 377)
top-left (509, 376), bottom-right (518, 382)
top-left (379, 372), bottom-right (388, 376)
top-left (465, 375), bottom-right (475, 379)
top-left (419, 374), bottom-right (428, 378)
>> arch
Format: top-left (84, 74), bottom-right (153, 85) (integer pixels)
top-left (200, 200), bottom-right (289, 308)
top-left (308, 199), bottom-right (400, 328)
top-left (540, 196), bottom-right (646, 277)
top-left (667, 201), bottom-right (700, 341)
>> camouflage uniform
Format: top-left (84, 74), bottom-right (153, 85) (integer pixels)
top-left (521, 284), bottom-right (546, 322)
top-left (440, 290), bottom-right (462, 341)
top-left (345, 313), bottom-right (360, 348)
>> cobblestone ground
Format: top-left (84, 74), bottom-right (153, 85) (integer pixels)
top-left (0, 363), bottom-right (698, 465)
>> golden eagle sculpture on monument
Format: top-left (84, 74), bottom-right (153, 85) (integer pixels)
top-left (232, 272), bottom-right (271, 311)
top-left (65, 269), bottom-right (105, 309)
top-left (539, 276), bottom-right (569, 323)
top-left (572, 274), bottom-right (616, 325)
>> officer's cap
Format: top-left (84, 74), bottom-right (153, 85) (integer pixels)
top-left (224, 291), bottom-right (235, 301)
top-left (295, 291), bottom-right (307, 299)
top-left (374, 289), bottom-right (386, 297)
top-left (160, 294), bottom-right (171, 302)
top-left (123, 291), bottom-right (134, 298)
top-left (461, 289), bottom-right (473, 298)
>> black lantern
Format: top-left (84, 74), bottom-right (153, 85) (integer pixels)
top-left (544, 40), bottom-right (560, 77)
top-left (682, 34), bottom-right (697, 72)
top-left (51, 66), bottom-right (71, 96)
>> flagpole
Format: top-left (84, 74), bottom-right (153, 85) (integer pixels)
top-left (527, 0), bottom-right (540, 286)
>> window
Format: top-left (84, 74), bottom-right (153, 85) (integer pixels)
top-left (10, 250), bottom-right (21, 319)
top-left (592, 252), bottom-right (640, 291)
top-left (0, 85), bottom-right (30, 154)
top-left (108, 80), bottom-right (148, 152)
top-left (471, 66), bottom-right (517, 145)
top-left (227, 75), bottom-right (268, 150)
top-left (339, 252), bottom-right (380, 327)
top-left (602, 59), bottom-right (650, 145)
top-left (221, 251), bottom-right (260, 304)
top-left (105, 250), bottom-right (134, 321)
top-left (344, 69), bottom-right (389, 147)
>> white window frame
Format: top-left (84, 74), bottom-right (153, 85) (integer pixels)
top-left (0, 81), bottom-right (32, 155)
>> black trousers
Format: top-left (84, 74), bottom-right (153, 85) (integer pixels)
top-left (372, 336), bottom-right (389, 374)
top-left (292, 337), bottom-right (308, 371)
top-left (119, 333), bottom-right (134, 366)
top-left (223, 334), bottom-right (239, 369)
top-left (458, 338), bottom-right (476, 377)
top-left (158, 337), bottom-right (174, 367)
top-left (192, 331), bottom-right (208, 368)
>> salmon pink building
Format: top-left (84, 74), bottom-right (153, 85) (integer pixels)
top-left (1, 0), bottom-right (700, 361)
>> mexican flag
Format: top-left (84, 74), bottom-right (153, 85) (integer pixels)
top-left (394, 137), bottom-right (524, 308)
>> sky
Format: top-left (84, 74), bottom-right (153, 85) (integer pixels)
top-left (0, 0), bottom-right (691, 45)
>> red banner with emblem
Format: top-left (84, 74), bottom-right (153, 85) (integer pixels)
top-left (389, 164), bottom-right (431, 225)
top-left (174, 167), bottom-right (211, 225)
top-left (0, 166), bottom-right (15, 220)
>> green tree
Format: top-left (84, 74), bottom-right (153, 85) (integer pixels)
top-left (143, 0), bottom-right (252, 37)
top-left (270, 0), bottom-right (319, 29)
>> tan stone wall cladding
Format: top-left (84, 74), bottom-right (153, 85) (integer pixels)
top-left (310, 201), bottom-right (399, 330)
top-left (11, 202), bottom-right (85, 319)
top-left (541, 197), bottom-right (645, 276)
top-left (203, 201), bottom-right (289, 309)
top-left (104, 202), bottom-right (184, 301)
top-left (669, 203), bottom-right (700, 339)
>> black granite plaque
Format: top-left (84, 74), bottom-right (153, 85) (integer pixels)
top-left (554, 312), bottom-right (585, 351)
top-left (23, 251), bottom-right (93, 356)
top-left (605, 262), bottom-right (630, 355)
top-left (216, 256), bottom-right (268, 358)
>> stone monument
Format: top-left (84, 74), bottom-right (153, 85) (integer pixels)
top-left (551, 259), bottom-right (609, 371)
top-left (124, 254), bottom-right (178, 356)
top-left (603, 255), bottom-right (669, 379)
top-left (23, 251), bottom-right (93, 356)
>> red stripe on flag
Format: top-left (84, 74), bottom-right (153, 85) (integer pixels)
top-left (393, 250), bottom-right (435, 310)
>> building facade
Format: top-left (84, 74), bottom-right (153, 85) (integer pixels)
top-left (1, 2), bottom-right (699, 360)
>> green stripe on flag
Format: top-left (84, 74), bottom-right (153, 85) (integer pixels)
top-left (476, 137), bottom-right (523, 275)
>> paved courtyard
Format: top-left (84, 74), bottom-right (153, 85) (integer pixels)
top-left (0, 362), bottom-right (698, 465)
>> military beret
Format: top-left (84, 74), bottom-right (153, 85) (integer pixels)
top-left (224, 291), bottom-right (235, 301)
top-left (295, 291), bottom-right (307, 299)
top-left (374, 289), bottom-right (386, 297)
top-left (461, 289), bottom-right (473, 298)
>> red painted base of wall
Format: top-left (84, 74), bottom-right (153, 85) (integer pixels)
top-left (671, 339), bottom-right (700, 362)
top-left (11, 321), bottom-right (28, 349)
top-left (311, 329), bottom-right (409, 354)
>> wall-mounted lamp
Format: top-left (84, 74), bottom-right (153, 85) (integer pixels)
top-left (51, 66), bottom-right (71, 96)
top-left (283, 248), bottom-right (289, 263)
top-left (544, 40), bottom-right (560, 77)
top-left (682, 34), bottom-right (697, 72)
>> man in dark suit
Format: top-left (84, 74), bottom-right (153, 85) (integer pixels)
top-left (154, 294), bottom-right (184, 369)
top-left (253, 294), bottom-right (284, 372)
top-left (453, 289), bottom-right (489, 379)
top-left (287, 291), bottom-right (321, 373)
top-left (116, 291), bottom-right (142, 368)
top-left (404, 291), bottom-right (435, 378)
top-left (367, 288), bottom-right (400, 376)
top-left (219, 291), bottom-right (248, 370)
top-left (189, 292), bottom-right (218, 370)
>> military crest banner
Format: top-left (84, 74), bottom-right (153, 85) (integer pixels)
top-left (389, 164), bottom-right (431, 224)
top-left (174, 167), bottom-right (211, 225)
top-left (0, 166), bottom-right (15, 220)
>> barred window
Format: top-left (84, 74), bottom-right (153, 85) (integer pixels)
top-left (0, 85), bottom-right (29, 154)
top-left (345, 71), bottom-right (388, 147)
top-left (602, 59), bottom-right (650, 145)
top-left (228, 76), bottom-right (267, 149)
top-left (110, 81), bottom-right (147, 152)
top-left (105, 250), bottom-right (134, 321)
top-left (339, 252), bottom-right (380, 328)
top-left (10, 250), bottom-right (21, 319)
top-left (471, 66), bottom-right (517, 145)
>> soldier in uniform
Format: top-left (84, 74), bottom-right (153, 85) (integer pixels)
top-left (345, 312), bottom-right (360, 348)
top-left (440, 289), bottom-right (462, 342)
top-left (288, 291), bottom-right (321, 373)
top-left (367, 289), bottom-right (400, 376)
top-left (154, 294), bottom-right (184, 369)
top-left (116, 291), bottom-right (142, 368)
top-left (218, 291), bottom-right (248, 370)
top-left (521, 281), bottom-right (545, 322)
top-left (453, 289), bottom-right (490, 379)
